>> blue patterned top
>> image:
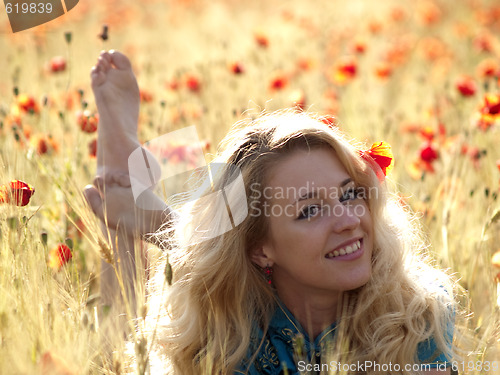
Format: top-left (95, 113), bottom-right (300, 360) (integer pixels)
top-left (236, 299), bottom-right (453, 374)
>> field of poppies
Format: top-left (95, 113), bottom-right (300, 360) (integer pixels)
top-left (1, 0), bottom-right (500, 373)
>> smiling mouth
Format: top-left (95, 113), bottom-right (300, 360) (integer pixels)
top-left (325, 239), bottom-right (362, 258)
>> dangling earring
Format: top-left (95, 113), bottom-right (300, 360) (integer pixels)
top-left (264, 264), bottom-right (273, 285)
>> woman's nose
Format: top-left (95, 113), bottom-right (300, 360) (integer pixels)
top-left (330, 201), bottom-right (361, 233)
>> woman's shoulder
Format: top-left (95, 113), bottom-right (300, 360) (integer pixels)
top-left (417, 295), bottom-right (456, 368)
top-left (235, 300), bottom-right (338, 375)
top-left (235, 305), bottom-right (297, 375)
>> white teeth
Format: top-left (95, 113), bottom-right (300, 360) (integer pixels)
top-left (326, 240), bottom-right (362, 258)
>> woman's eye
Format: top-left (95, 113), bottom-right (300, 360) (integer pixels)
top-left (339, 187), bottom-right (362, 203)
top-left (297, 205), bottom-right (321, 220)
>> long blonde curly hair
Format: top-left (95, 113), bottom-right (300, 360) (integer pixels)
top-left (144, 110), bottom-right (462, 374)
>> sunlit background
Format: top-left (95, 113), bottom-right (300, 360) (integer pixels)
top-left (1, 0), bottom-right (499, 373)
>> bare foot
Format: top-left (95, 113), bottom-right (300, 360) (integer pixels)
top-left (83, 172), bottom-right (170, 237)
top-left (91, 50), bottom-right (141, 175)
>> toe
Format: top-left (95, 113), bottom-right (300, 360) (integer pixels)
top-left (100, 50), bottom-right (111, 62)
top-left (109, 50), bottom-right (132, 70)
top-left (90, 65), bottom-right (99, 79)
top-left (98, 55), bottom-right (111, 71)
top-left (83, 185), bottom-right (104, 220)
top-left (93, 176), bottom-right (105, 191)
top-left (90, 66), bottom-right (105, 87)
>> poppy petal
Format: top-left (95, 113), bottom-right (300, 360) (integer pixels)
top-left (360, 142), bottom-right (394, 181)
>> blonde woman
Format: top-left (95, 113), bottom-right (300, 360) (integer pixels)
top-left (85, 51), bottom-right (460, 374)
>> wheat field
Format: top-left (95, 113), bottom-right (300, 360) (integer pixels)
top-left (0, 0), bottom-right (499, 373)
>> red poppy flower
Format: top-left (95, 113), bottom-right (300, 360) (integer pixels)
top-left (31, 134), bottom-right (58, 155)
top-left (185, 74), bottom-right (201, 92)
top-left (477, 94), bottom-right (500, 131)
top-left (320, 115), bottom-right (336, 128)
top-left (419, 143), bottom-right (439, 163)
top-left (473, 32), bottom-right (494, 53)
top-left (254, 30), bottom-right (269, 48)
top-left (351, 39), bottom-right (367, 54)
top-left (455, 76), bottom-right (477, 97)
top-left (296, 57), bottom-right (315, 71)
top-left (374, 63), bottom-right (392, 80)
top-left (360, 142), bottom-right (394, 181)
top-left (49, 56), bottom-right (66, 73)
top-left (76, 110), bottom-right (99, 133)
top-left (167, 78), bottom-right (180, 91)
top-left (480, 94), bottom-right (500, 116)
top-left (139, 89), bottom-right (153, 103)
top-left (476, 59), bottom-right (500, 79)
top-left (203, 140), bottom-right (211, 151)
top-left (88, 138), bottom-right (97, 158)
top-left (37, 137), bottom-right (49, 155)
top-left (368, 20), bottom-right (382, 34)
top-left (229, 62), bottom-right (245, 75)
top-left (419, 126), bottom-right (435, 141)
top-left (48, 243), bottom-right (72, 270)
top-left (0, 180), bottom-right (35, 206)
top-left (329, 56), bottom-right (357, 85)
top-left (17, 94), bottom-right (39, 114)
top-left (36, 136), bottom-right (50, 155)
top-left (269, 73), bottom-right (288, 91)
top-left (63, 90), bottom-right (83, 110)
top-left (417, 1), bottom-right (442, 25)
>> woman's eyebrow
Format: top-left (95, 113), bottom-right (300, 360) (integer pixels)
top-left (294, 178), bottom-right (353, 204)
top-left (295, 190), bottom-right (319, 204)
top-left (339, 177), bottom-right (353, 188)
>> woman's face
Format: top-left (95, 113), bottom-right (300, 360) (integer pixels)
top-left (254, 147), bottom-right (374, 302)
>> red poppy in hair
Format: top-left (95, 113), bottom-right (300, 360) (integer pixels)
top-left (360, 142), bottom-right (394, 182)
